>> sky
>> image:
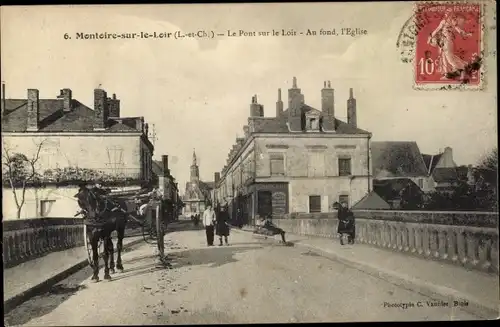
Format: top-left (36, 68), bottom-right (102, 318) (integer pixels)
top-left (1, 3), bottom-right (497, 193)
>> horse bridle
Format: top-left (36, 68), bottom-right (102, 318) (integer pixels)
top-left (87, 188), bottom-right (110, 216)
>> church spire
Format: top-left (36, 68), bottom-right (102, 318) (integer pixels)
top-left (192, 148), bottom-right (197, 166)
top-left (190, 148), bottom-right (200, 182)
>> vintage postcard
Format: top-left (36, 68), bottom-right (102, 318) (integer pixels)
top-left (1, 1), bottom-right (498, 325)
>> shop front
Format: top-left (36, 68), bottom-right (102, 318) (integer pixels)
top-left (247, 182), bottom-right (289, 225)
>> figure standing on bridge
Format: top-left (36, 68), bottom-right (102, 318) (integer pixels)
top-left (202, 204), bottom-right (216, 246)
top-left (336, 201), bottom-right (355, 245)
top-left (216, 206), bottom-right (230, 246)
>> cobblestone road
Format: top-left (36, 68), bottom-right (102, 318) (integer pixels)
top-left (4, 223), bottom-right (479, 325)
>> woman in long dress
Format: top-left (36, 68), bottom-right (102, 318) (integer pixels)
top-left (216, 207), bottom-right (230, 246)
top-left (427, 10), bottom-right (473, 80)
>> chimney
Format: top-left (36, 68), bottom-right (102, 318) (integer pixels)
top-left (250, 95), bottom-right (264, 117)
top-left (145, 123), bottom-right (149, 138)
top-left (243, 125), bottom-right (250, 138)
top-left (135, 117), bottom-right (144, 133)
top-left (442, 147), bottom-right (455, 167)
top-left (27, 89), bottom-right (40, 131)
top-left (61, 89), bottom-right (72, 112)
top-left (321, 80), bottom-right (334, 117)
top-left (347, 88), bottom-right (357, 128)
top-left (214, 172), bottom-right (220, 183)
top-left (108, 93), bottom-right (121, 117)
top-left (93, 89), bottom-right (108, 130)
top-left (162, 155), bottom-right (169, 177)
top-left (1, 82), bottom-right (6, 117)
top-left (288, 76), bottom-right (303, 117)
top-left (276, 88), bottom-right (284, 117)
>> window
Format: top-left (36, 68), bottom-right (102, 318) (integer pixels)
top-left (338, 158), bottom-right (352, 176)
top-left (40, 200), bottom-right (56, 217)
top-left (339, 195), bottom-right (349, 207)
top-left (270, 153), bottom-right (285, 176)
top-left (309, 195), bottom-right (321, 213)
top-left (417, 178), bottom-right (424, 189)
top-left (308, 152), bottom-right (325, 177)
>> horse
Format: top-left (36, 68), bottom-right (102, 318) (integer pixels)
top-left (75, 185), bottom-right (129, 282)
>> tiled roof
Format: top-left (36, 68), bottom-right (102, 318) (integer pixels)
top-left (351, 191), bottom-right (391, 210)
top-left (2, 98), bottom-right (141, 133)
top-left (422, 153), bottom-right (443, 174)
top-left (248, 105), bottom-right (370, 135)
top-left (432, 167), bottom-right (459, 183)
top-left (152, 160), bottom-right (163, 176)
top-left (200, 181), bottom-right (215, 190)
top-left (371, 141), bottom-right (428, 178)
top-left (373, 178), bottom-right (422, 202)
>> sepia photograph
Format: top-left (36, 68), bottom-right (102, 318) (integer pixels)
top-left (1, 1), bottom-right (498, 325)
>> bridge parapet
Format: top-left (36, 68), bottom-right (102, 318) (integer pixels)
top-left (3, 218), bottom-right (84, 268)
top-left (272, 211), bottom-right (499, 274)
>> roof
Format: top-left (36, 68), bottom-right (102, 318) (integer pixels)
top-left (200, 181), bottom-right (215, 190)
top-left (351, 191), bottom-right (391, 210)
top-left (373, 178), bottom-right (423, 203)
top-left (248, 105), bottom-right (370, 135)
top-left (152, 160), bottom-right (163, 176)
top-left (422, 153), bottom-right (443, 174)
top-left (2, 98), bottom-right (141, 133)
top-left (432, 167), bottom-right (459, 183)
top-left (183, 180), bottom-right (212, 201)
top-left (371, 141), bottom-right (428, 178)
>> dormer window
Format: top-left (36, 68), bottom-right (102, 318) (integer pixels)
top-left (305, 111), bottom-right (321, 131)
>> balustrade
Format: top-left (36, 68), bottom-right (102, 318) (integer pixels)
top-left (3, 218), bottom-right (85, 268)
top-left (273, 211), bottom-right (499, 274)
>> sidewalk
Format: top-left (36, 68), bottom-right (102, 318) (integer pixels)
top-left (3, 230), bottom-right (145, 313)
top-left (232, 226), bottom-right (499, 319)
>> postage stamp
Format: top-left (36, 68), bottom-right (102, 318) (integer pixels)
top-left (413, 2), bottom-right (484, 90)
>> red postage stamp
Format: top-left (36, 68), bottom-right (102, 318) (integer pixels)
top-left (414, 2), bottom-right (483, 89)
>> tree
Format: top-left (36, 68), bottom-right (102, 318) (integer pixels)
top-left (478, 147), bottom-right (498, 171)
top-left (2, 139), bottom-right (46, 219)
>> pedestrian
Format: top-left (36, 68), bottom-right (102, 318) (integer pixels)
top-left (202, 204), bottom-right (216, 246)
top-left (337, 201), bottom-right (355, 245)
top-left (216, 206), bottom-right (230, 246)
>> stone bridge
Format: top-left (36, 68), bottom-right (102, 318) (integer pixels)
top-left (2, 211), bottom-right (499, 325)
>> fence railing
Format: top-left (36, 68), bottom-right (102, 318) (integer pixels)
top-left (272, 211), bottom-right (499, 274)
top-left (3, 218), bottom-right (84, 268)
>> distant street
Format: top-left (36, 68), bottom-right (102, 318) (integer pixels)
top-left (4, 222), bottom-right (478, 325)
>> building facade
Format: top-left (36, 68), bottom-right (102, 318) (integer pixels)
top-left (182, 150), bottom-right (213, 217)
top-left (1, 86), bottom-right (155, 219)
top-left (152, 155), bottom-right (183, 221)
top-left (213, 78), bottom-right (372, 225)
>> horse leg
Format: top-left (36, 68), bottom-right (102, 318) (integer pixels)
top-left (91, 232), bottom-right (100, 282)
top-left (102, 230), bottom-right (112, 280)
top-left (116, 227), bottom-right (125, 272)
top-left (107, 237), bottom-right (115, 274)
top-left (103, 237), bottom-right (111, 280)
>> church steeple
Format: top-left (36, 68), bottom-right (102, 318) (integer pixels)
top-left (190, 148), bottom-right (199, 181)
top-left (192, 149), bottom-right (197, 166)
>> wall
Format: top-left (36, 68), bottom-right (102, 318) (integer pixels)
top-left (2, 186), bottom-right (81, 220)
top-left (3, 217), bottom-right (84, 268)
top-left (273, 210), bottom-right (499, 274)
top-left (254, 134), bottom-right (371, 212)
top-left (2, 133), bottom-right (143, 177)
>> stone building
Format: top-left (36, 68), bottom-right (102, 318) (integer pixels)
top-left (213, 77), bottom-right (372, 226)
top-left (182, 150), bottom-right (214, 217)
top-left (152, 155), bottom-right (183, 221)
top-left (1, 85), bottom-right (155, 219)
